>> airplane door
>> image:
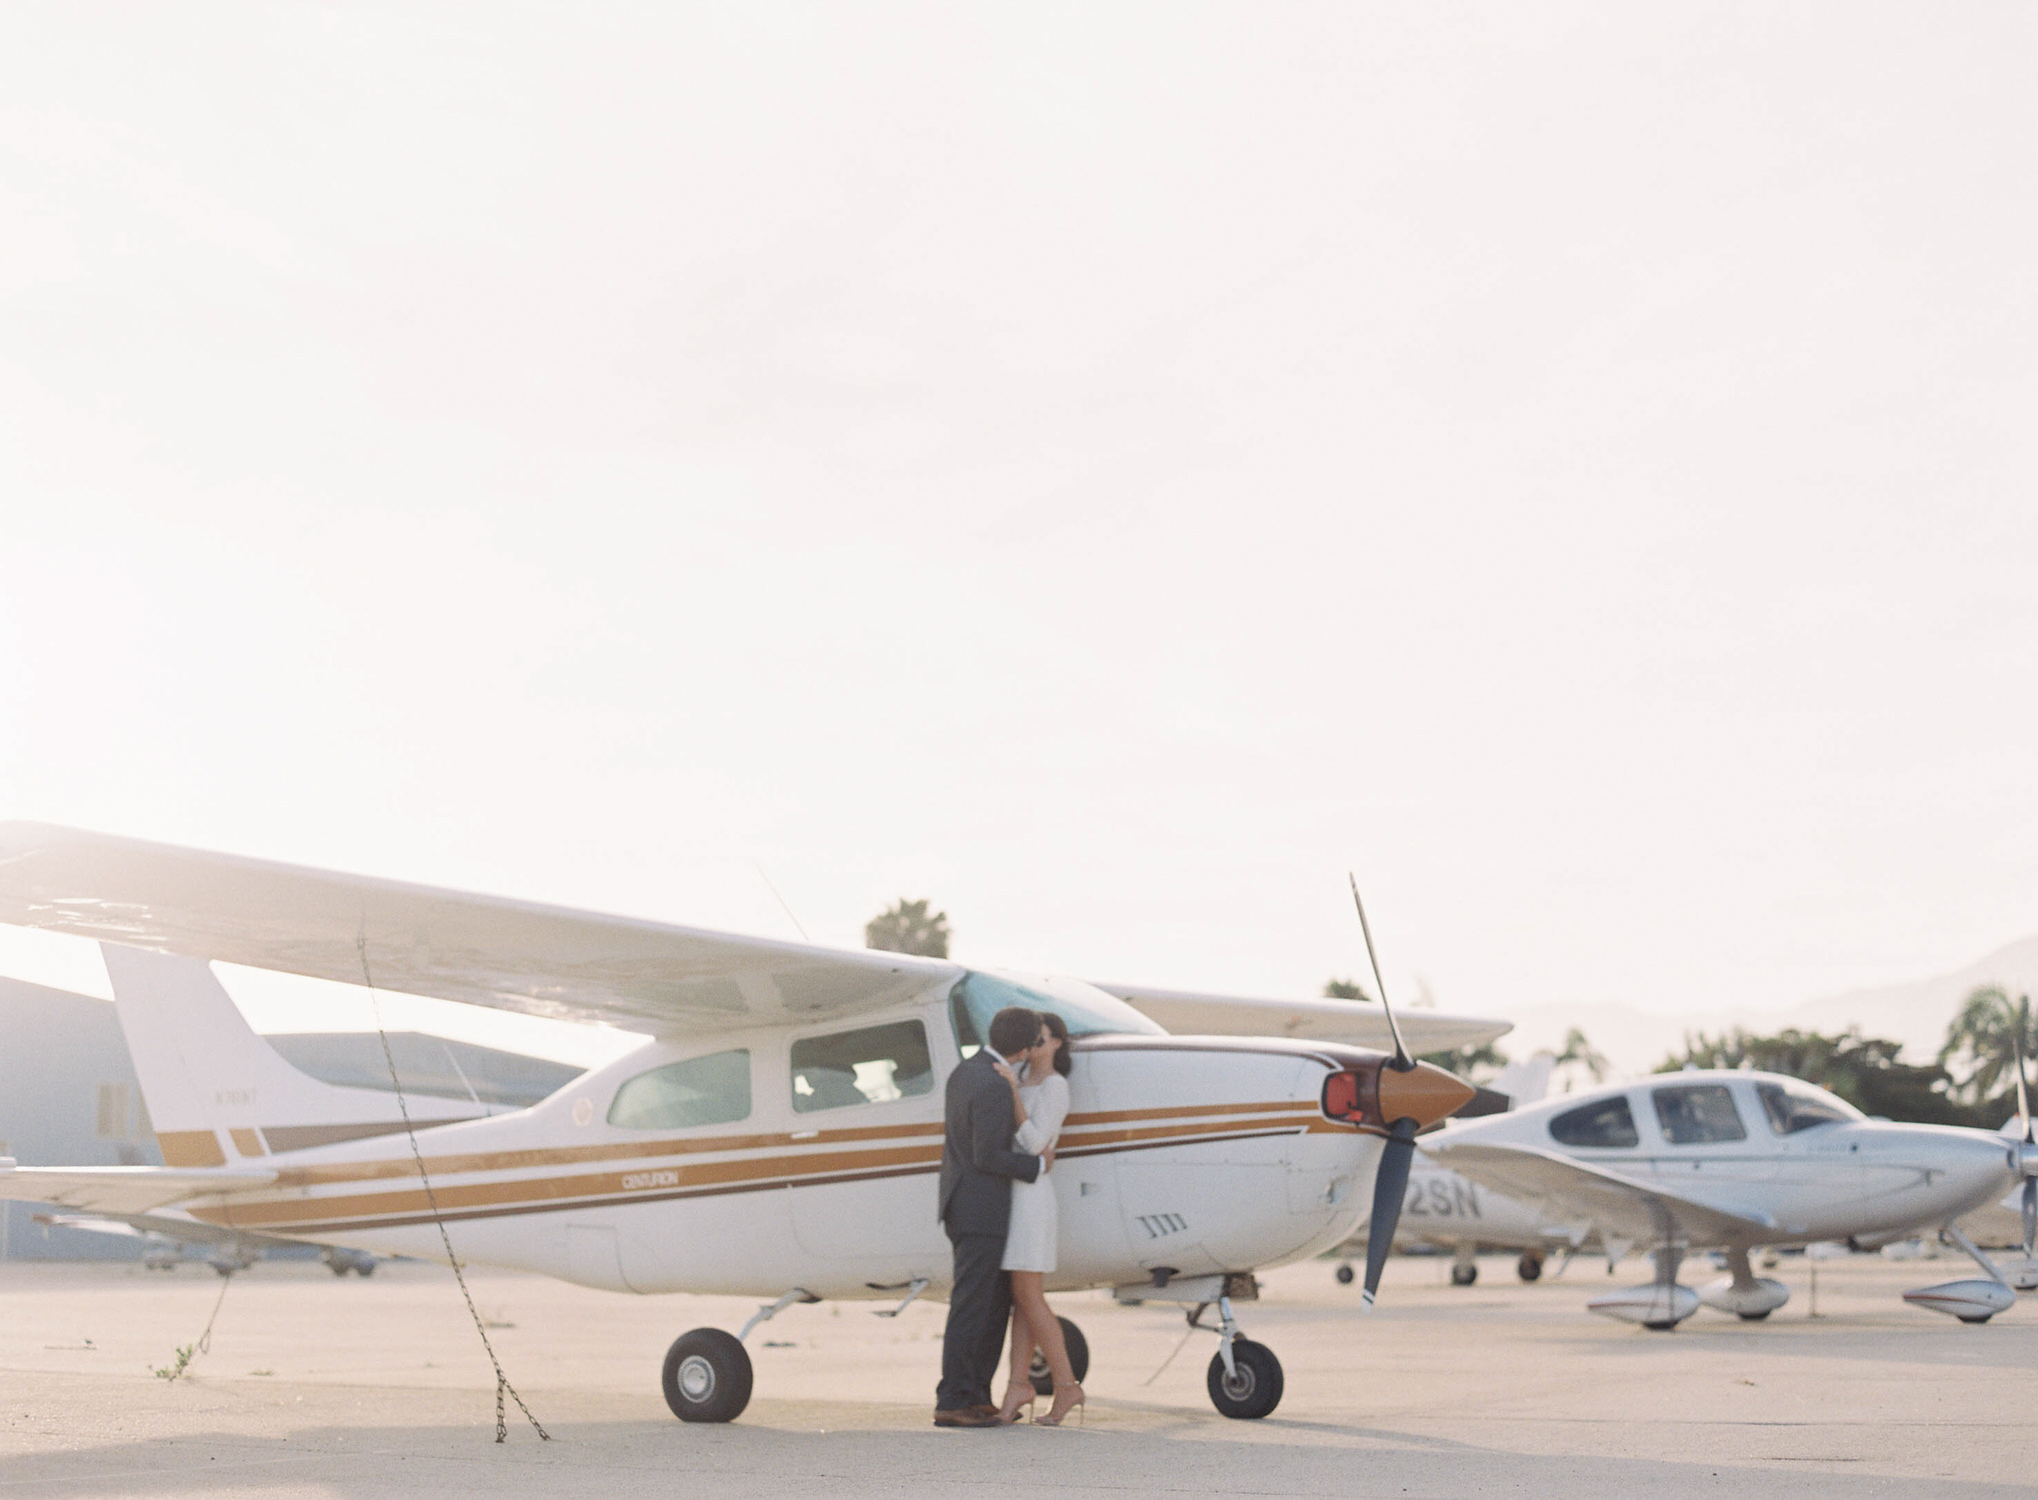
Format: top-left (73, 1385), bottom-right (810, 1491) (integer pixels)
top-left (785, 1015), bottom-right (949, 1267)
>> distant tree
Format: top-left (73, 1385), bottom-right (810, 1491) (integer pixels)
top-left (1419, 1040), bottom-right (1508, 1082)
top-left (1658, 1025), bottom-right (1979, 1126)
top-left (1938, 986), bottom-right (2038, 1108)
top-left (1555, 1027), bottom-right (1610, 1085)
top-left (1322, 977), bottom-right (1374, 1002)
top-left (864, 899), bottom-right (951, 959)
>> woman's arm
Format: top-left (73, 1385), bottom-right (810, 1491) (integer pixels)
top-left (992, 1058), bottom-right (1030, 1130)
top-left (1029, 1074), bottom-right (1070, 1147)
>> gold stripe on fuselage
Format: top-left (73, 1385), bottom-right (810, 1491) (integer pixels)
top-left (190, 1101), bottom-right (1323, 1235)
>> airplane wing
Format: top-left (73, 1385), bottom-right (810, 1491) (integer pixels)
top-left (0, 1161), bottom-right (277, 1215)
top-left (0, 822), bottom-right (954, 1036)
top-left (1095, 983), bottom-right (1512, 1054)
top-left (1427, 1141), bottom-right (1778, 1247)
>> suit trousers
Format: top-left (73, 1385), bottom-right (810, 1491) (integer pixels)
top-left (937, 1230), bottom-right (1011, 1410)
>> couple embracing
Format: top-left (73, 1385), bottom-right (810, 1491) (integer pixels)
top-left (933, 1004), bottom-right (1085, 1427)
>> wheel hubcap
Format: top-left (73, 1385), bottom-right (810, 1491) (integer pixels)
top-left (678, 1354), bottom-right (716, 1402)
top-left (1221, 1365), bottom-right (1256, 1400)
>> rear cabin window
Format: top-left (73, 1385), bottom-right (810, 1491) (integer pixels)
top-left (791, 1020), bottom-right (934, 1113)
top-left (1757, 1082), bottom-right (1857, 1134)
top-left (1652, 1083), bottom-right (1747, 1144)
top-left (1549, 1095), bottom-right (1639, 1149)
top-left (608, 1048), bottom-right (751, 1130)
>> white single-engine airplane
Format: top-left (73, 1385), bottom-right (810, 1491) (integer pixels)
top-left (0, 825), bottom-right (1498, 1421)
top-left (1428, 1068), bottom-right (2038, 1328)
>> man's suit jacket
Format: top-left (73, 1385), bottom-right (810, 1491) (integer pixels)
top-left (938, 1049), bottom-right (1041, 1237)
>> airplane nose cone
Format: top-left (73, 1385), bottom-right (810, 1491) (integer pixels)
top-left (1377, 1060), bottom-right (1476, 1130)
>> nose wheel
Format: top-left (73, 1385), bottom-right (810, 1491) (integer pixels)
top-left (1202, 1293), bottom-right (1284, 1419)
top-left (1206, 1338), bottom-right (1283, 1420)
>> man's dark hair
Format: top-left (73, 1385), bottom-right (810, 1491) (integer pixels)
top-left (988, 1006), bottom-right (1042, 1057)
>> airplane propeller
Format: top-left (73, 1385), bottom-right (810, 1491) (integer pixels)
top-left (2015, 998), bottom-right (2035, 1262)
top-left (1348, 873), bottom-right (1420, 1308)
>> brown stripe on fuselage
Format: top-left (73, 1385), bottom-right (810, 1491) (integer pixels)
top-left (261, 1099), bottom-right (1316, 1189)
top-left (206, 1125), bottom-right (1313, 1236)
top-left (189, 1112), bottom-right (1320, 1234)
top-left (261, 1120), bottom-right (471, 1153)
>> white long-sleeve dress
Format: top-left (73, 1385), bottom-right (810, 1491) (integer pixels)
top-left (1002, 1069), bottom-right (1070, 1273)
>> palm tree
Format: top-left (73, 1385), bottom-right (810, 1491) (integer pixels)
top-left (1938, 986), bottom-right (2038, 1106)
top-left (864, 899), bottom-right (951, 959)
top-left (1556, 1027), bottom-right (1610, 1083)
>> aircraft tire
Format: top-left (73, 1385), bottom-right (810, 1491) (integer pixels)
top-left (1517, 1254), bottom-right (1543, 1283)
top-left (1334, 1263), bottom-right (1355, 1286)
top-left (1450, 1261), bottom-right (1478, 1287)
top-left (1028, 1316), bottom-right (1090, 1396)
top-left (355, 1262), bottom-right (375, 1277)
top-left (663, 1328), bottom-right (753, 1423)
top-left (1737, 1310), bottom-right (1771, 1321)
top-left (1957, 1315), bottom-right (1994, 1325)
top-left (1206, 1339), bottom-right (1283, 1420)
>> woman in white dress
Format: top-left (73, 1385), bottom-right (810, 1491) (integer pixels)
top-left (991, 1012), bottom-right (1083, 1425)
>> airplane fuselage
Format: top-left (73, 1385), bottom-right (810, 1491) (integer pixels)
top-left (186, 998), bottom-right (1388, 1299)
top-left (1440, 1070), bottom-right (2019, 1251)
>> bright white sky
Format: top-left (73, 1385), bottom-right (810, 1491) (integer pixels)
top-left (2, 5), bottom-right (2035, 1050)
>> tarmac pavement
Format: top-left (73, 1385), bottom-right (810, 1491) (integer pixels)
top-left (3, 1250), bottom-right (2034, 1498)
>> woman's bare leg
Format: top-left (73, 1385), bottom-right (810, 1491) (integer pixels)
top-left (1009, 1272), bottom-right (1074, 1389)
top-left (996, 1300), bottom-right (1036, 1421)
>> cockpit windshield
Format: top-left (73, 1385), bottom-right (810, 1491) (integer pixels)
top-left (1756, 1080), bottom-right (1862, 1134)
top-left (949, 970), bottom-right (1165, 1056)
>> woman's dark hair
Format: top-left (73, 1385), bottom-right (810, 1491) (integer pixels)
top-left (1041, 1012), bottom-right (1073, 1076)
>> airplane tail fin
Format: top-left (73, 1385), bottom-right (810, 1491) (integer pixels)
top-left (1489, 1052), bottom-right (1555, 1109)
top-left (101, 943), bottom-right (490, 1166)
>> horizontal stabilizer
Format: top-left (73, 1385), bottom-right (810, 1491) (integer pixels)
top-left (0, 1162), bottom-right (275, 1215)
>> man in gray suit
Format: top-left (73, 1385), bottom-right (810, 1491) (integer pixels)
top-left (933, 1005), bottom-right (1048, 1426)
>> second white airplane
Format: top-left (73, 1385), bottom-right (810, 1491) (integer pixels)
top-left (1428, 1068), bottom-right (2038, 1327)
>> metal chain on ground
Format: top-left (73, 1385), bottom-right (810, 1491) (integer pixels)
top-left (157, 1264), bottom-right (235, 1382)
top-left (195, 1265), bottom-right (232, 1356)
top-left (357, 928), bottom-right (552, 1443)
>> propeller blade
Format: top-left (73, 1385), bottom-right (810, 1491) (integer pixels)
top-left (2023, 1178), bottom-right (2035, 1261)
top-left (2015, 998), bottom-right (2032, 1147)
top-left (1348, 873), bottom-right (1412, 1072)
top-left (1362, 1117), bottom-right (1420, 1306)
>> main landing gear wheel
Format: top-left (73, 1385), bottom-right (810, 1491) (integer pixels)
top-left (1450, 1261), bottom-right (1478, 1287)
top-left (1028, 1316), bottom-right (1090, 1397)
top-left (1334, 1262), bottom-right (1356, 1286)
top-left (1517, 1253), bottom-right (1543, 1283)
top-left (663, 1328), bottom-right (753, 1423)
top-left (1738, 1310), bottom-right (1772, 1321)
top-left (1207, 1338), bottom-right (1283, 1420)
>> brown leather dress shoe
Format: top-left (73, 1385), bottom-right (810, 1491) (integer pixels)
top-left (933, 1406), bottom-right (1003, 1427)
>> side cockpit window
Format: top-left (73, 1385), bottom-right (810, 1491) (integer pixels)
top-left (1549, 1094), bottom-right (1640, 1149)
top-left (608, 1048), bottom-right (751, 1130)
top-left (1652, 1083), bottom-right (1746, 1144)
top-left (1757, 1082), bottom-right (1857, 1134)
top-left (791, 1020), bottom-right (934, 1113)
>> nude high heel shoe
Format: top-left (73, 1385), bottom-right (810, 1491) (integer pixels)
top-left (1037, 1382), bottom-right (1084, 1426)
top-left (995, 1384), bottom-right (1036, 1424)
